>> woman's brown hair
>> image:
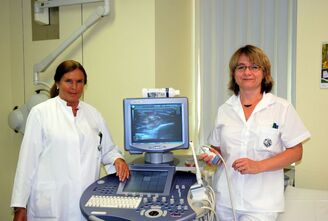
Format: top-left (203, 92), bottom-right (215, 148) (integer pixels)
top-left (49, 60), bottom-right (87, 98)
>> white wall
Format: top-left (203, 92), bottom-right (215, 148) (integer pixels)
top-left (295, 0), bottom-right (328, 189)
top-left (0, 0), bottom-right (24, 220)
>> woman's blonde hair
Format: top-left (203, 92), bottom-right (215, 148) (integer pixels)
top-left (228, 45), bottom-right (273, 95)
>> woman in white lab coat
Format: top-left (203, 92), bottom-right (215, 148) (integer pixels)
top-left (200, 45), bottom-right (310, 221)
top-left (11, 60), bottom-right (130, 221)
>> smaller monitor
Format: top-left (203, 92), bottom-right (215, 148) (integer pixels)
top-left (123, 97), bottom-right (189, 163)
top-left (116, 164), bottom-right (175, 196)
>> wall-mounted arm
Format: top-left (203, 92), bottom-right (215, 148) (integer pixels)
top-left (35, 0), bottom-right (104, 8)
top-left (33, 0), bottom-right (110, 88)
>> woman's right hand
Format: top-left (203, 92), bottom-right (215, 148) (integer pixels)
top-left (199, 152), bottom-right (214, 164)
top-left (13, 208), bottom-right (27, 221)
top-left (199, 146), bottom-right (221, 165)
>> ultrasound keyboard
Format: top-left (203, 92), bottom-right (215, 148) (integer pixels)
top-left (80, 164), bottom-right (198, 221)
top-left (85, 195), bottom-right (142, 209)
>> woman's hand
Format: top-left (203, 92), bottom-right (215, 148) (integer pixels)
top-left (13, 208), bottom-right (27, 221)
top-left (232, 144), bottom-right (303, 174)
top-left (199, 146), bottom-right (221, 165)
top-left (232, 158), bottom-right (261, 174)
top-left (114, 158), bottom-right (130, 182)
top-left (199, 152), bottom-right (213, 165)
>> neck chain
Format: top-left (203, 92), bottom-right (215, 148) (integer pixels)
top-left (243, 104), bottom-right (252, 108)
top-left (242, 94), bottom-right (263, 108)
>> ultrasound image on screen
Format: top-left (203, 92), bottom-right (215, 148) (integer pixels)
top-left (123, 170), bottom-right (168, 193)
top-left (131, 104), bottom-right (183, 143)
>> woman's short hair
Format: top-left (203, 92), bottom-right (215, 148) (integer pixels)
top-left (50, 60), bottom-right (87, 98)
top-left (228, 45), bottom-right (273, 95)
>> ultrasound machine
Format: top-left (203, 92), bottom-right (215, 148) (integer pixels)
top-left (80, 97), bottom-right (213, 221)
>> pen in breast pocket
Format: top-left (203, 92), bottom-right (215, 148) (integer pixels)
top-left (98, 131), bottom-right (103, 151)
top-left (272, 122), bottom-right (279, 129)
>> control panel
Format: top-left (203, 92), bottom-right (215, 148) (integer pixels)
top-left (80, 164), bottom-right (198, 221)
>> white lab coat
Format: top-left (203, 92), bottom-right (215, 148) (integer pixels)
top-left (208, 93), bottom-right (310, 212)
top-left (11, 96), bottom-right (124, 221)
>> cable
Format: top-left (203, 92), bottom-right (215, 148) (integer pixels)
top-left (206, 185), bottom-right (217, 221)
top-left (189, 142), bottom-right (237, 221)
top-left (189, 141), bottom-right (216, 220)
top-left (201, 206), bottom-right (218, 221)
top-left (202, 144), bottom-right (237, 221)
top-left (190, 141), bottom-right (203, 186)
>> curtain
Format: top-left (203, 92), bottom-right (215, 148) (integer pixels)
top-left (194, 0), bottom-right (297, 145)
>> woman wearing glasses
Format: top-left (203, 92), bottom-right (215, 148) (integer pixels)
top-left (201, 45), bottom-right (310, 220)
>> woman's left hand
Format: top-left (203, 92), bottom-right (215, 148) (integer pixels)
top-left (114, 158), bottom-right (130, 181)
top-left (232, 158), bottom-right (261, 174)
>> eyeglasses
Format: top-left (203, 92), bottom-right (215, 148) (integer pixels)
top-left (235, 64), bottom-right (262, 72)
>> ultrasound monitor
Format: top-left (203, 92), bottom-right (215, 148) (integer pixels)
top-left (123, 97), bottom-right (189, 163)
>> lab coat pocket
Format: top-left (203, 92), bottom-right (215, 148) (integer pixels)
top-left (30, 182), bottom-right (57, 218)
top-left (256, 127), bottom-right (280, 152)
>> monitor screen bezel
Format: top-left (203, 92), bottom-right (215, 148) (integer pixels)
top-left (123, 97), bottom-right (189, 154)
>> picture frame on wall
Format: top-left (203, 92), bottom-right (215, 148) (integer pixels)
top-left (321, 42), bottom-right (328, 88)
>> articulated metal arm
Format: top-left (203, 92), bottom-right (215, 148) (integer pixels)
top-left (33, 0), bottom-right (110, 88)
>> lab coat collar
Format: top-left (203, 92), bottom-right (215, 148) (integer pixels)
top-left (55, 96), bottom-right (81, 110)
top-left (255, 92), bottom-right (276, 111)
top-left (225, 92), bottom-right (275, 123)
top-left (226, 92), bottom-right (276, 121)
top-left (226, 92), bottom-right (275, 108)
